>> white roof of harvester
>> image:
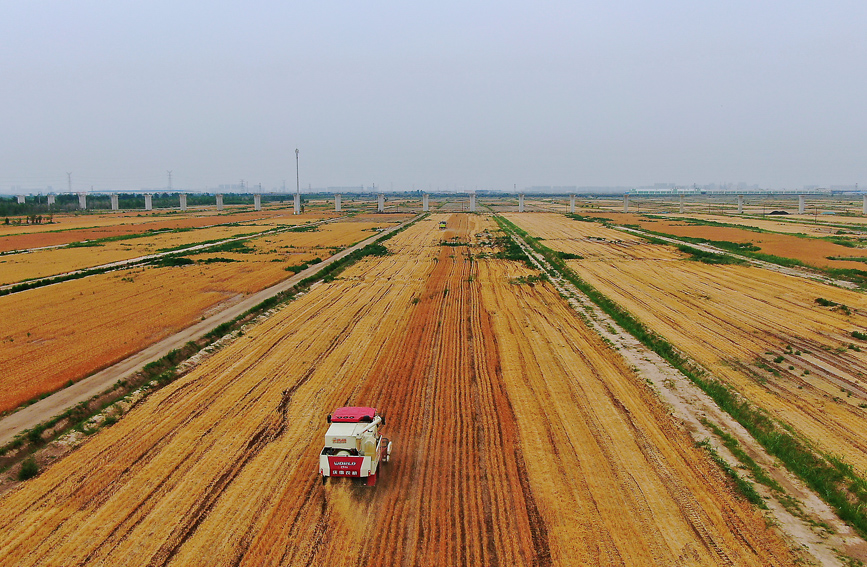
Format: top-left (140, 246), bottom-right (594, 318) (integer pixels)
top-left (325, 422), bottom-right (368, 437)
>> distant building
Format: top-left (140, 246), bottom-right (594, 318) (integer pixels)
top-left (631, 186), bottom-right (700, 195)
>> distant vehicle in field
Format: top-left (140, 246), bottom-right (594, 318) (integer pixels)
top-left (319, 407), bottom-right (391, 486)
top-left (438, 221), bottom-right (447, 229)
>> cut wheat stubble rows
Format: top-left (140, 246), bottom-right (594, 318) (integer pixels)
top-left (508, 212), bottom-right (867, 473)
top-left (0, 220), bottom-right (391, 414)
top-left (0, 214), bottom-right (793, 566)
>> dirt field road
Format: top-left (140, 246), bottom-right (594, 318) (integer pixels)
top-left (0, 214), bottom-right (793, 565)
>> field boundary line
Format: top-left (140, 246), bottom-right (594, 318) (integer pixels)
top-left (496, 215), bottom-right (867, 565)
top-left (0, 214), bottom-right (423, 447)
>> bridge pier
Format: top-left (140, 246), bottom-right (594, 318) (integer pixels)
top-left (737, 195), bottom-right (744, 214)
top-left (518, 193), bottom-right (525, 212)
top-left (253, 194), bottom-right (261, 211)
top-left (623, 194), bottom-right (629, 213)
top-left (47, 194), bottom-right (55, 206)
top-left (469, 194), bottom-right (476, 212)
top-left (679, 194), bottom-right (684, 214)
top-left (16, 195), bottom-right (25, 204)
top-left (799, 195), bottom-right (805, 214)
top-left (78, 193), bottom-right (87, 210)
top-left (570, 194), bottom-right (576, 214)
top-left (294, 192), bottom-right (300, 214)
top-left (335, 194), bottom-right (341, 212)
top-left (377, 193), bottom-right (385, 212)
top-left (144, 194), bottom-right (153, 211)
top-left (423, 193), bottom-right (429, 212)
top-left (179, 194), bottom-right (187, 211)
top-left (111, 194), bottom-right (119, 211)
top-left (216, 194), bottom-right (224, 211)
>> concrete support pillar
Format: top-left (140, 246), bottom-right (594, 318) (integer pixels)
top-left (110, 194), bottom-right (119, 211)
top-left (569, 194), bottom-right (576, 214)
top-left (179, 193), bottom-right (187, 211)
top-left (144, 194), bottom-right (153, 211)
top-left (737, 195), bottom-right (744, 214)
top-left (623, 194), bottom-right (629, 213)
top-left (293, 192), bottom-right (300, 214)
top-left (422, 193), bottom-right (429, 212)
top-left (16, 195), bottom-right (25, 204)
top-left (679, 195), bottom-right (684, 214)
top-left (253, 194), bottom-right (262, 211)
top-left (216, 194), bottom-right (224, 211)
top-left (335, 194), bottom-right (341, 212)
top-left (863, 195), bottom-right (867, 215)
top-left (47, 194), bottom-right (55, 206)
top-left (799, 195), bottom-right (805, 214)
top-left (469, 194), bottom-right (476, 212)
top-left (518, 193), bottom-right (525, 213)
top-left (78, 192), bottom-right (87, 210)
top-left (377, 193), bottom-right (385, 212)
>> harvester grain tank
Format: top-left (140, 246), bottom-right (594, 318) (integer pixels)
top-left (438, 220), bottom-right (447, 229)
top-left (320, 407), bottom-right (391, 486)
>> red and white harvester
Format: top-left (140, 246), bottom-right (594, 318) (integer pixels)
top-left (319, 407), bottom-right (391, 486)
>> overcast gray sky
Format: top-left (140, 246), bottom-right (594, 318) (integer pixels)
top-left (1, 1), bottom-right (865, 192)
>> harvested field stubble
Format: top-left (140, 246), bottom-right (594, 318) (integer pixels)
top-left (0, 262), bottom-right (290, 412)
top-left (0, 224), bottom-right (264, 285)
top-left (0, 209), bottom-right (316, 251)
top-left (508, 213), bottom-right (867, 474)
top-left (571, 210), bottom-right (867, 271)
top-left (0, 214), bottom-right (794, 565)
top-left (0, 221), bottom-right (380, 413)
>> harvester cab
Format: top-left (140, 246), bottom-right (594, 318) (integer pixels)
top-left (320, 407), bottom-right (391, 486)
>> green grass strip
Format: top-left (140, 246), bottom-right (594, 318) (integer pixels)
top-left (701, 418), bottom-right (784, 493)
top-left (695, 439), bottom-right (767, 508)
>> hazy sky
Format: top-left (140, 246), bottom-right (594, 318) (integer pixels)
top-left (2, 1), bottom-right (865, 192)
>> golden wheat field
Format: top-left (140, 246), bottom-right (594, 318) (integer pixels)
top-left (508, 212), bottom-right (867, 473)
top-left (0, 220), bottom-right (385, 413)
top-left (0, 224), bottom-right (267, 285)
top-left (0, 214), bottom-right (795, 566)
top-left (0, 207), bottom-right (306, 247)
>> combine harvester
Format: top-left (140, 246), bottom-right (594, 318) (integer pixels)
top-left (319, 407), bottom-right (391, 486)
